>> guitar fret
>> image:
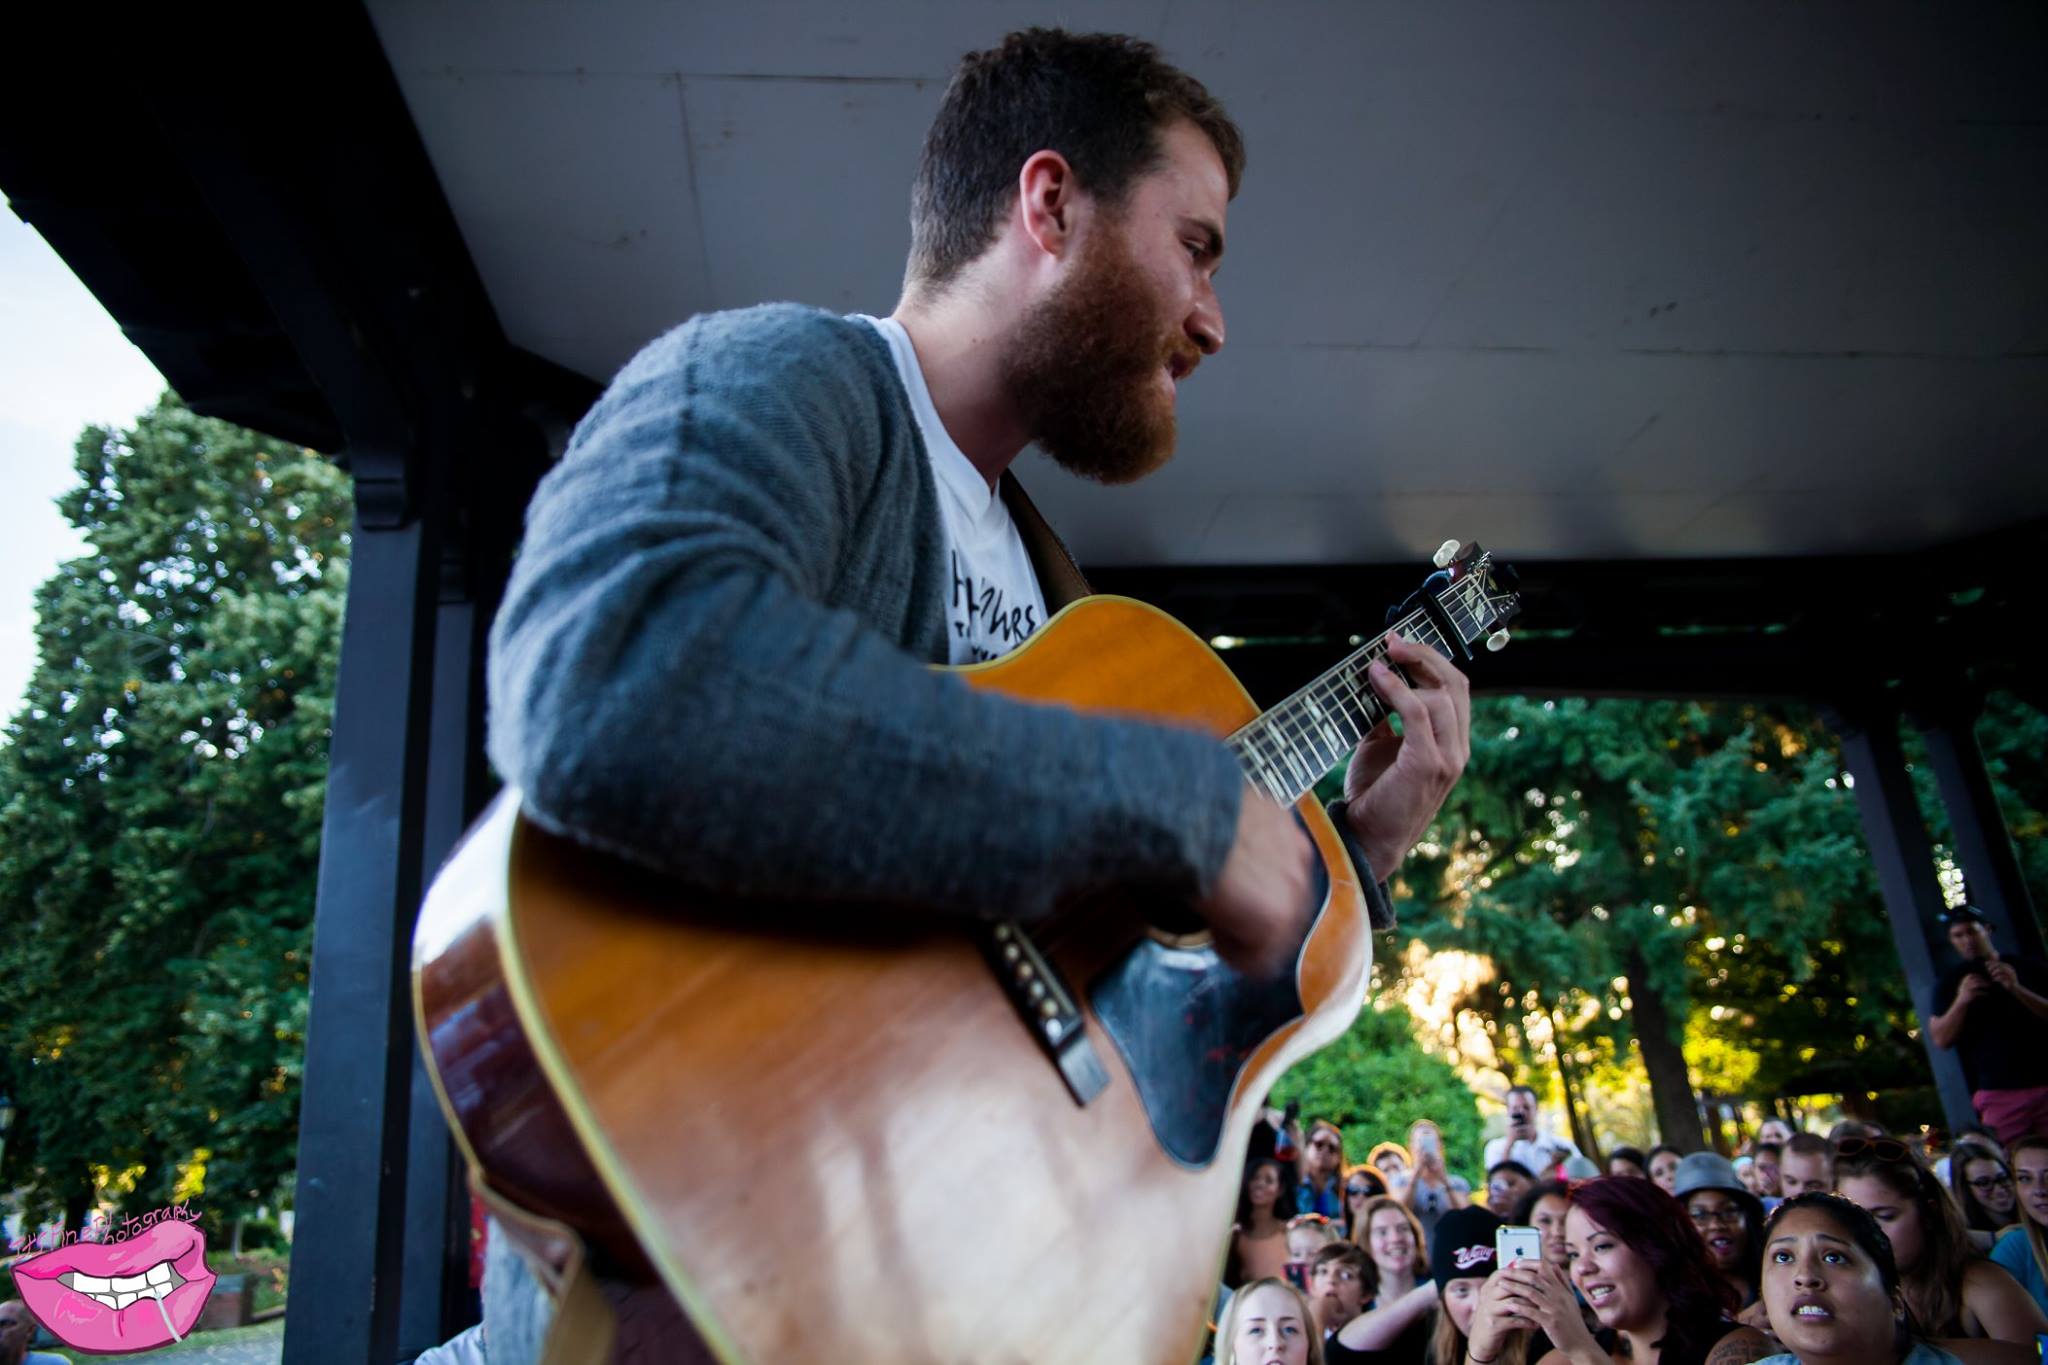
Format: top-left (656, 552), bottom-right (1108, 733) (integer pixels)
top-left (1226, 566), bottom-right (1510, 804)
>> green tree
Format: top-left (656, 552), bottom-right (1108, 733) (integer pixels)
top-left (1395, 697), bottom-right (1926, 1151)
top-left (0, 394), bottom-right (348, 1233)
top-left (1277, 999), bottom-right (1484, 1184)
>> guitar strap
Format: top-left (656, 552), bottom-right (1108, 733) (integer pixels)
top-left (1000, 472), bottom-right (1092, 610)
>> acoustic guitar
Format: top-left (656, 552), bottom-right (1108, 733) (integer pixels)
top-left (413, 540), bottom-right (1520, 1364)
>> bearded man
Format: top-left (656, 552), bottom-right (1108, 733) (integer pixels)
top-left (483, 26), bottom-right (1471, 1362)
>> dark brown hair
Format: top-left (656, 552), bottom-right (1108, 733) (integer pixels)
top-left (905, 28), bottom-right (1245, 292)
top-left (1834, 1138), bottom-right (1972, 1337)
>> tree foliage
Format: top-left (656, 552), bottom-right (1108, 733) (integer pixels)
top-left (1277, 1000), bottom-right (1484, 1184)
top-left (0, 395), bottom-right (349, 1232)
top-left (1392, 697), bottom-right (1928, 1147)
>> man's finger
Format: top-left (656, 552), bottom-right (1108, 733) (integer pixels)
top-left (1367, 654), bottom-right (1437, 750)
top-left (1386, 632), bottom-right (1472, 762)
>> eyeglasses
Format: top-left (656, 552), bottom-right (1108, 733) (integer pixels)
top-left (1687, 1204), bottom-right (1746, 1227)
top-left (1836, 1137), bottom-right (1911, 1164)
top-left (1967, 1173), bottom-right (2014, 1192)
top-left (1309, 1137), bottom-right (1342, 1151)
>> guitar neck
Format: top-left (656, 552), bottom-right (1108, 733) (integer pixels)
top-left (1224, 576), bottom-right (1487, 806)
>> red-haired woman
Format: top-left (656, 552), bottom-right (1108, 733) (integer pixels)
top-left (1469, 1176), bottom-right (1773, 1365)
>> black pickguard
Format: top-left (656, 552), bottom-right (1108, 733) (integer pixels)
top-left (1088, 823), bottom-right (1332, 1168)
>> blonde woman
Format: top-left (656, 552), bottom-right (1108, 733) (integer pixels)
top-left (1989, 1133), bottom-right (2048, 1318)
top-left (1403, 1120), bottom-right (1471, 1244)
top-left (1217, 1277), bottom-right (1324, 1365)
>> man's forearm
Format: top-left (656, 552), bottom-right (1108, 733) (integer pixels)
top-left (2010, 984), bottom-right (2048, 1021)
top-left (1928, 998), bottom-right (1968, 1049)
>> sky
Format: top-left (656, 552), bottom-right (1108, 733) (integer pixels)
top-left (0, 208), bottom-right (169, 717)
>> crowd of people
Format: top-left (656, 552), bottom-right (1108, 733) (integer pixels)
top-left (1214, 1095), bottom-right (2048, 1365)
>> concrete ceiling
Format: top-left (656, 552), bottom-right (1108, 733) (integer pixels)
top-left (364, 1), bottom-right (2048, 567)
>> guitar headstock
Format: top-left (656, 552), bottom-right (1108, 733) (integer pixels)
top-left (1403, 539), bottom-right (1523, 654)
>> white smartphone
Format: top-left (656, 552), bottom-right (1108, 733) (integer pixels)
top-left (1496, 1224), bottom-right (1543, 1267)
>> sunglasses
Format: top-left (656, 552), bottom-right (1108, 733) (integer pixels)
top-left (1346, 1184), bottom-right (1375, 1197)
top-left (1835, 1137), bottom-right (1912, 1163)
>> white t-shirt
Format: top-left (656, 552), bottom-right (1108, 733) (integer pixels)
top-left (1484, 1131), bottom-right (1581, 1177)
top-left (862, 315), bottom-right (1048, 664)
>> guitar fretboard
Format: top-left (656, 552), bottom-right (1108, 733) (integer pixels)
top-left (1225, 575), bottom-right (1491, 805)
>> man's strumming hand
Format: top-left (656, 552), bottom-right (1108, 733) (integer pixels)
top-left (1202, 787), bottom-right (1316, 979)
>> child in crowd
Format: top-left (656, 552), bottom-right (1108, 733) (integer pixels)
top-left (1329, 1196), bottom-right (1433, 1364)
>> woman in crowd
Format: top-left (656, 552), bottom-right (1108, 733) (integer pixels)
top-left (1752, 1192), bottom-right (2034, 1365)
top-left (1833, 1135), bottom-right (2047, 1343)
top-left (1298, 1121), bottom-right (1351, 1220)
top-left (1948, 1143), bottom-right (2019, 1237)
top-left (1402, 1119), bottom-right (1471, 1243)
top-left (1335, 1206), bottom-right (1515, 1365)
top-left (1509, 1180), bottom-right (1575, 1272)
top-left (1232, 1158), bottom-right (1301, 1287)
top-left (1471, 1175), bottom-right (1772, 1365)
top-left (1344, 1164), bottom-right (1390, 1238)
top-left (1988, 1134), bottom-right (2048, 1319)
top-left (1671, 1152), bottom-right (1767, 1311)
top-left (1217, 1276), bottom-right (1324, 1365)
top-left (1370, 1141), bottom-right (1413, 1195)
top-left (1328, 1196), bottom-right (1435, 1364)
top-left (1646, 1145), bottom-right (1683, 1196)
top-left (1606, 1147), bottom-right (1649, 1181)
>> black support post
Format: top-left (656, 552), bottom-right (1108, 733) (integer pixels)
top-left (1826, 702), bottom-right (1978, 1132)
top-left (396, 582), bottom-right (490, 1359)
top-left (1911, 695), bottom-right (2047, 962)
top-left (285, 508), bottom-right (442, 1365)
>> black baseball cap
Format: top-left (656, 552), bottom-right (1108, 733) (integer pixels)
top-left (1937, 904), bottom-right (1990, 926)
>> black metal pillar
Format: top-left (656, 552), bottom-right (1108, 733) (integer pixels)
top-left (396, 579), bottom-right (490, 1360)
top-left (1826, 703), bottom-right (1978, 1132)
top-left (285, 505), bottom-right (442, 1365)
top-left (1911, 695), bottom-right (2047, 962)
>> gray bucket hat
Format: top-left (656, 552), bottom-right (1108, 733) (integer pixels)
top-left (1672, 1151), bottom-right (1743, 1198)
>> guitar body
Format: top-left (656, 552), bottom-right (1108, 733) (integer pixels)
top-left (414, 595), bottom-right (1371, 1364)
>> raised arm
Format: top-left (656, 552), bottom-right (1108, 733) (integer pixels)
top-left (488, 306), bottom-right (1243, 918)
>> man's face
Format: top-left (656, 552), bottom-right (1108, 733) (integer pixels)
top-left (1753, 1153), bottom-right (1782, 1196)
top-left (1507, 1091), bottom-right (1536, 1137)
top-left (1758, 1119), bottom-right (1795, 1148)
top-left (1778, 1149), bottom-right (1832, 1198)
top-left (1949, 921), bottom-right (1992, 961)
top-left (1004, 119), bottom-right (1228, 485)
top-left (1310, 1257), bottom-right (1366, 1328)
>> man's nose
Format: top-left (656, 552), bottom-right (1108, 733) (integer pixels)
top-left (1187, 286), bottom-right (1224, 355)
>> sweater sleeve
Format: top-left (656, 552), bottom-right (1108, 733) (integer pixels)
top-left (485, 306), bottom-right (1244, 919)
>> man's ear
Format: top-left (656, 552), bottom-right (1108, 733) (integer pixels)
top-left (1016, 149), bottom-right (1082, 259)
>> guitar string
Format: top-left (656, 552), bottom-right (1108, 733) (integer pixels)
top-left (1030, 573), bottom-right (1501, 954)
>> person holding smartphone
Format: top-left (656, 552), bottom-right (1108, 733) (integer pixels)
top-left (1405, 1120), bottom-right (1472, 1244)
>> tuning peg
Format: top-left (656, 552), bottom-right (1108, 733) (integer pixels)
top-left (1432, 539), bottom-right (1461, 569)
top-left (1486, 629), bottom-right (1511, 652)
